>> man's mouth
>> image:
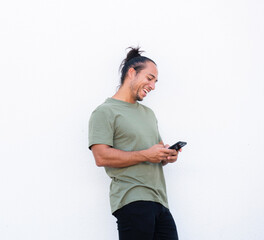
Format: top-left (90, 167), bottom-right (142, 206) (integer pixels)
top-left (143, 89), bottom-right (149, 95)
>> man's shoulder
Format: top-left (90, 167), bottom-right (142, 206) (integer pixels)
top-left (89, 99), bottom-right (113, 122)
top-left (93, 101), bottom-right (109, 111)
top-left (92, 98), bottom-right (114, 113)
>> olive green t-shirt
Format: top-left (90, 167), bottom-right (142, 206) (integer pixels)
top-left (89, 98), bottom-right (168, 213)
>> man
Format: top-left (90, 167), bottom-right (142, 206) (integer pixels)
top-left (89, 47), bottom-right (181, 240)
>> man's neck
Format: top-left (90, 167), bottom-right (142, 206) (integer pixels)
top-left (112, 87), bottom-right (136, 104)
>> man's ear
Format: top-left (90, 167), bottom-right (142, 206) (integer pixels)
top-left (127, 67), bottom-right (136, 79)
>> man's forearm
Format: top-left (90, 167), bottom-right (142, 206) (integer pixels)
top-left (92, 145), bottom-right (149, 168)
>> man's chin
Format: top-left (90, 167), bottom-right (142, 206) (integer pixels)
top-left (136, 95), bottom-right (144, 101)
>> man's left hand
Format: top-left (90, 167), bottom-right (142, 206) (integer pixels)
top-left (162, 144), bottom-right (182, 165)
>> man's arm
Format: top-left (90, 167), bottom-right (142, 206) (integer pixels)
top-left (91, 143), bottom-right (178, 168)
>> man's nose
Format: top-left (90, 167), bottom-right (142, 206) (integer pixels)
top-left (150, 81), bottom-right (155, 90)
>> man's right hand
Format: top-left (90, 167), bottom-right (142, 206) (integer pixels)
top-left (143, 144), bottom-right (178, 163)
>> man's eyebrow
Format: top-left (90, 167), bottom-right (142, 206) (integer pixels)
top-left (148, 73), bottom-right (158, 82)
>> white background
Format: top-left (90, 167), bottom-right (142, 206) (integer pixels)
top-left (1, 0), bottom-right (264, 239)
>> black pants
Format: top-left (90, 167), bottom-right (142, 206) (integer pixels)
top-left (113, 201), bottom-right (179, 240)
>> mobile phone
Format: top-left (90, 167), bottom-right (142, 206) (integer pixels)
top-left (168, 141), bottom-right (187, 151)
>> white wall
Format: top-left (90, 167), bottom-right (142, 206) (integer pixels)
top-left (1, 0), bottom-right (263, 239)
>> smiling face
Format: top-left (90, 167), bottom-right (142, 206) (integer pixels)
top-left (129, 61), bottom-right (158, 102)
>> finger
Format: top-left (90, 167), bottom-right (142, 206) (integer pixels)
top-left (170, 151), bottom-right (178, 156)
top-left (167, 150), bottom-right (178, 156)
top-left (157, 144), bottom-right (165, 148)
top-left (166, 157), bottom-right (177, 163)
top-left (162, 148), bottom-right (176, 154)
top-left (164, 144), bottom-right (170, 149)
top-left (167, 155), bottom-right (178, 160)
top-left (159, 155), bottom-right (168, 160)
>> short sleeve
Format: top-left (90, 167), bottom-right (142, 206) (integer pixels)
top-left (88, 107), bottom-right (114, 150)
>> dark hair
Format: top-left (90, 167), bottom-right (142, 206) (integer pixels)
top-left (119, 47), bottom-right (156, 85)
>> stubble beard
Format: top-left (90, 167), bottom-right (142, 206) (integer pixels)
top-left (136, 90), bottom-right (143, 101)
top-left (130, 81), bottom-right (143, 102)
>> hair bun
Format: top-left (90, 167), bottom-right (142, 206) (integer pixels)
top-left (125, 47), bottom-right (144, 63)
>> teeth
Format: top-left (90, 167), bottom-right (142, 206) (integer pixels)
top-left (143, 89), bottom-right (148, 94)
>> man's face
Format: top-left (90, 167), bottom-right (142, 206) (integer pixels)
top-left (130, 61), bottom-right (158, 102)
